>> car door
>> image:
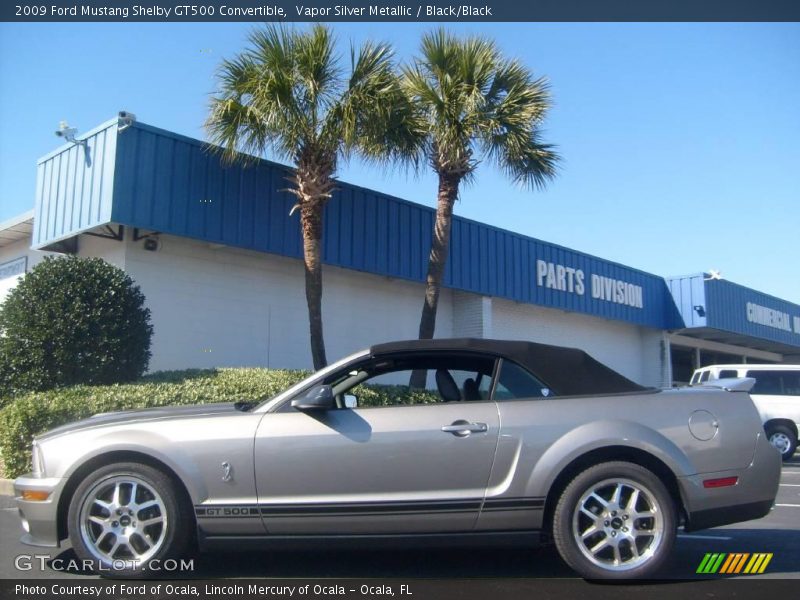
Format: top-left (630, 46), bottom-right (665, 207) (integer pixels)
top-left (253, 352), bottom-right (500, 535)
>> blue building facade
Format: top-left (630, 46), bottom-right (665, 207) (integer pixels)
top-left (33, 117), bottom-right (686, 333)
top-left (15, 114), bottom-right (799, 380)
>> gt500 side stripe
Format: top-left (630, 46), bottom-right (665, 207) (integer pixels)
top-left (195, 497), bottom-right (545, 519)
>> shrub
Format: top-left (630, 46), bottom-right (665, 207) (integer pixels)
top-left (0, 256), bottom-right (153, 400)
top-left (0, 368), bottom-right (310, 479)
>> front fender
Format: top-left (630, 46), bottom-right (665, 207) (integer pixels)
top-left (42, 429), bottom-right (209, 504)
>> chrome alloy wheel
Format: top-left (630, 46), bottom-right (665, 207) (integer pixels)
top-left (769, 432), bottom-right (792, 455)
top-left (572, 477), bottom-right (665, 572)
top-left (78, 475), bottom-right (168, 564)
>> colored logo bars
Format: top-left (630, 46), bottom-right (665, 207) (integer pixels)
top-left (696, 553), bottom-right (773, 575)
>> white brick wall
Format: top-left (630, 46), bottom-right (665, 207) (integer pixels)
top-left (124, 234), bottom-right (454, 372)
top-left (490, 296), bottom-right (663, 386)
top-left (0, 228), bottom-right (664, 384)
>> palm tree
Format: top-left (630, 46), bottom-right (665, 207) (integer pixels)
top-left (404, 29), bottom-right (560, 358)
top-left (206, 25), bottom-right (416, 370)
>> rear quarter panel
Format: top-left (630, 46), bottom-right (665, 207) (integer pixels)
top-left (489, 387), bottom-right (762, 503)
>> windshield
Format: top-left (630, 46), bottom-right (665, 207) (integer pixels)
top-left (251, 350), bottom-right (370, 412)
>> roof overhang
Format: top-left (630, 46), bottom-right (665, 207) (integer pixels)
top-left (671, 327), bottom-right (800, 357)
top-left (0, 210), bottom-right (34, 248)
top-left (668, 275), bottom-right (800, 354)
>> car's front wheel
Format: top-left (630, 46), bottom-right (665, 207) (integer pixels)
top-left (68, 462), bottom-right (192, 577)
top-left (766, 424), bottom-right (797, 461)
top-left (552, 461), bottom-right (676, 579)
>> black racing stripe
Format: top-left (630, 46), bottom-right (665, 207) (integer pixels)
top-left (483, 497), bottom-right (545, 510)
top-left (261, 510), bottom-right (478, 518)
top-left (196, 497), bottom-right (545, 519)
top-left (481, 506), bottom-right (544, 512)
top-left (260, 500), bottom-right (482, 515)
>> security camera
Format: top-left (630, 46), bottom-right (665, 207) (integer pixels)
top-left (55, 121), bottom-right (77, 138)
top-left (118, 111), bottom-right (137, 132)
top-left (54, 121), bottom-right (83, 145)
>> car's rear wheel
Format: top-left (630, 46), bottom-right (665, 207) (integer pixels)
top-left (68, 462), bottom-right (192, 578)
top-left (766, 424), bottom-right (797, 461)
top-left (552, 461), bottom-right (676, 579)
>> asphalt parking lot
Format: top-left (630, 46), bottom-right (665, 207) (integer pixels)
top-left (1, 458), bottom-right (798, 582)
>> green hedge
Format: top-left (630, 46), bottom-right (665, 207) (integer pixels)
top-left (0, 368), bottom-right (441, 479)
top-left (0, 368), bottom-right (309, 479)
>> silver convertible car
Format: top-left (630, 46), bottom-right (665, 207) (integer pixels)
top-left (15, 339), bottom-right (780, 579)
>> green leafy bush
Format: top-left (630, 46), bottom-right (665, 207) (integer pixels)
top-left (0, 256), bottom-right (153, 400)
top-left (0, 368), bottom-right (310, 479)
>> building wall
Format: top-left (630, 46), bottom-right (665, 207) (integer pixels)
top-left (77, 233), bottom-right (127, 270)
top-left (1, 228), bottom-right (662, 384)
top-left (490, 296), bottom-right (663, 386)
top-left (123, 234), bottom-right (454, 372)
top-left (0, 238), bottom-right (55, 303)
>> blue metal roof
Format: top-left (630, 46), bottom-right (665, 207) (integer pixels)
top-left (668, 274), bottom-right (800, 350)
top-left (33, 117), bottom-right (684, 332)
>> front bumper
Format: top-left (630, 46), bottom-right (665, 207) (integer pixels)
top-left (680, 432), bottom-right (781, 531)
top-left (14, 474), bottom-right (65, 548)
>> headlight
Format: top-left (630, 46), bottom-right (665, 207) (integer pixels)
top-left (31, 441), bottom-right (45, 476)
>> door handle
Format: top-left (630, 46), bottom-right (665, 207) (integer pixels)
top-left (441, 420), bottom-right (488, 437)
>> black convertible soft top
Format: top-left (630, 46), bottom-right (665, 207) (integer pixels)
top-left (370, 338), bottom-right (650, 396)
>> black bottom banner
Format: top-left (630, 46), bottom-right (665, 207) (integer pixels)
top-left (2, 579), bottom-right (798, 600)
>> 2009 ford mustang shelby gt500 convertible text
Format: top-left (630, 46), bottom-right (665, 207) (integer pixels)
top-left (15, 339), bottom-right (780, 579)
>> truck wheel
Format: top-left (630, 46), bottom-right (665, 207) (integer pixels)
top-left (68, 462), bottom-right (192, 578)
top-left (766, 425), bottom-right (797, 461)
top-left (552, 461), bottom-right (676, 579)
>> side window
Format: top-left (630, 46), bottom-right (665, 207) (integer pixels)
top-left (747, 371), bottom-right (785, 395)
top-left (784, 373), bottom-right (800, 395)
top-left (494, 360), bottom-right (553, 400)
top-left (699, 371), bottom-right (711, 383)
top-left (330, 355), bottom-right (496, 409)
top-left (718, 369), bottom-right (738, 379)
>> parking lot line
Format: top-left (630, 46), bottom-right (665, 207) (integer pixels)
top-left (775, 503), bottom-right (800, 507)
top-left (780, 483), bottom-right (800, 487)
top-left (678, 534), bottom-right (732, 540)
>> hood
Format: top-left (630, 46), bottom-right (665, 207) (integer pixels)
top-left (37, 402), bottom-right (241, 441)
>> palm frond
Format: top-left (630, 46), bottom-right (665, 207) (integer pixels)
top-left (405, 29), bottom-right (560, 189)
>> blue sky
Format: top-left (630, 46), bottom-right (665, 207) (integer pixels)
top-left (1, 22), bottom-right (798, 302)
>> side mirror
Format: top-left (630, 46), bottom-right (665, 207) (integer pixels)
top-left (291, 385), bottom-right (335, 411)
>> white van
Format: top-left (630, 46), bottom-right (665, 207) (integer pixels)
top-left (691, 364), bottom-right (800, 461)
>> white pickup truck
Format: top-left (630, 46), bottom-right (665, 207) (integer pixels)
top-left (692, 364), bottom-right (800, 460)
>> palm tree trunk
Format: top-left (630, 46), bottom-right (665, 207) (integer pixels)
top-left (419, 170), bottom-right (461, 339)
top-left (410, 170), bottom-right (460, 389)
top-left (301, 204), bottom-right (327, 370)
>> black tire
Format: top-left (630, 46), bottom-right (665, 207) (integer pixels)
top-left (766, 424), bottom-right (797, 461)
top-left (68, 462), bottom-right (192, 578)
top-left (552, 461), bottom-right (677, 580)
